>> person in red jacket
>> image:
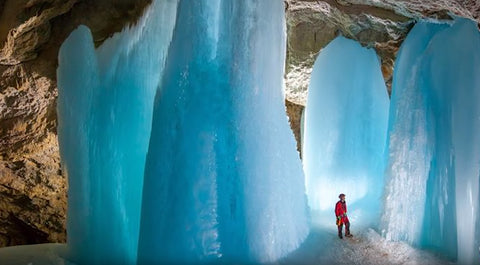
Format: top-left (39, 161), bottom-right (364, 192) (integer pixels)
top-left (335, 193), bottom-right (352, 239)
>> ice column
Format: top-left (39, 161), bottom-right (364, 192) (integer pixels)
top-left (381, 21), bottom-right (449, 247)
top-left (382, 18), bottom-right (480, 265)
top-left (56, 1), bottom-right (178, 264)
top-left (303, 36), bottom-right (389, 226)
top-left (137, 1), bottom-right (309, 264)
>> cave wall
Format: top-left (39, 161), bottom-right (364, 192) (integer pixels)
top-left (0, 0), bottom-right (479, 247)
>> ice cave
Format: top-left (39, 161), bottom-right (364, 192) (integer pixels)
top-left (0, 0), bottom-right (480, 265)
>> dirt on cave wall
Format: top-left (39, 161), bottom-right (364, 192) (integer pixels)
top-left (1, 0), bottom-right (479, 248)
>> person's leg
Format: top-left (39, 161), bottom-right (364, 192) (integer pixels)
top-left (338, 224), bottom-right (343, 239)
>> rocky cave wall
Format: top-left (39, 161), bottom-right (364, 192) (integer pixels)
top-left (0, 0), bottom-right (479, 247)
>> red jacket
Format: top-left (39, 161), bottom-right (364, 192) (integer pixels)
top-left (335, 200), bottom-right (349, 224)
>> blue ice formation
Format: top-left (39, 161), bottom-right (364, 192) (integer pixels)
top-left (56, 1), bottom-right (178, 264)
top-left (303, 36), bottom-right (389, 226)
top-left (137, 1), bottom-right (309, 264)
top-left (58, 0), bottom-right (309, 264)
top-left (381, 18), bottom-right (480, 265)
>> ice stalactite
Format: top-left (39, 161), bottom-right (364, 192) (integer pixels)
top-left (382, 18), bottom-right (480, 265)
top-left (303, 36), bottom-right (389, 227)
top-left (56, 1), bottom-right (178, 264)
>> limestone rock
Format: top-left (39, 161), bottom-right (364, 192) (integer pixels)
top-left (286, 100), bottom-right (304, 157)
top-left (286, 0), bottom-right (413, 105)
top-left (0, 133), bottom-right (65, 246)
top-left (340, 0), bottom-right (480, 22)
top-left (0, 0), bottom-right (78, 65)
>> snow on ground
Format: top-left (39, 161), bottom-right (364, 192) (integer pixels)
top-left (0, 243), bottom-right (70, 265)
top-left (0, 227), bottom-right (454, 265)
top-left (278, 225), bottom-right (455, 265)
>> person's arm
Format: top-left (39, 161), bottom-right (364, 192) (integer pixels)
top-left (335, 202), bottom-right (342, 217)
top-left (335, 202), bottom-right (343, 225)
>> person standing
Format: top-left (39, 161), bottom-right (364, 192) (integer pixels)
top-left (335, 193), bottom-right (352, 239)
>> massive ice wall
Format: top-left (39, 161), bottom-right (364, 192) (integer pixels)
top-left (137, 0), bottom-right (309, 264)
top-left (56, 1), bottom-right (178, 264)
top-left (382, 18), bottom-right (480, 265)
top-left (303, 36), bottom-right (389, 226)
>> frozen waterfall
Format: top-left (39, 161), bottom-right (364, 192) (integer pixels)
top-left (57, 1), bottom-right (178, 264)
top-left (136, 1), bottom-right (309, 264)
top-left (381, 18), bottom-right (480, 265)
top-left (303, 36), bottom-right (389, 227)
top-left (57, 0), bottom-right (309, 264)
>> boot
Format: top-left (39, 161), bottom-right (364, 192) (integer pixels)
top-left (338, 226), bottom-right (343, 239)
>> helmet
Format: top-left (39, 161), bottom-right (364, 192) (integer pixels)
top-left (338, 193), bottom-right (346, 198)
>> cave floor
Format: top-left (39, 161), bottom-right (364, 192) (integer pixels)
top-left (0, 224), bottom-right (454, 265)
top-left (279, 224), bottom-right (454, 265)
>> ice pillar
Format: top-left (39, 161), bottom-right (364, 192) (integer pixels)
top-left (303, 36), bottom-right (389, 226)
top-left (382, 18), bottom-right (480, 265)
top-left (137, 1), bottom-right (309, 264)
top-left (56, 1), bottom-right (178, 264)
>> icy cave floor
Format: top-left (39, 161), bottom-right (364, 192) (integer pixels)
top-left (0, 243), bottom-right (70, 265)
top-left (0, 221), bottom-right (454, 265)
top-left (278, 224), bottom-right (454, 265)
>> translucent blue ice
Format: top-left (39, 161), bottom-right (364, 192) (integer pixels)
top-left (56, 1), bottom-right (178, 264)
top-left (137, 1), bottom-right (309, 264)
top-left (382, 18), bottom-right (480, 265)
top-left (58, 0), bottom-right (308, 264)
top-left (303, 36), bottom-right (389, 227)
